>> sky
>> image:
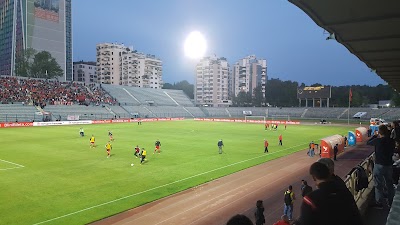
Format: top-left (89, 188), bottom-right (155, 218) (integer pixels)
top-left (72, 0), bottom-right (386, 86)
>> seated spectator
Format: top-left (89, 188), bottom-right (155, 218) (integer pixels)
top-left (226, 214), bottom-right (253, 225)
top-left (294, 162), bottom-right (363, 225)
top-left (317, 158), bottom-right (347, 190)
top-left (273, 215), bottom-right (290, 225)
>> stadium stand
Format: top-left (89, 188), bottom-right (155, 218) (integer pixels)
top-left (147, 106), bottom-right (192, 117)
top-left (202, 107), bottom-right (229, 117)
top-left (0, 103), bottom-right (40, 122)
top-left (185, 107), bottom-right (206, 117)
top-left (268, 107), bottom-right (306, 118)
top-left (163, 89), bottom-right (194, 106)
top-left (44, 105), bottom-right (114, 121)
top-left (304, 107), bottom-right (346, 119)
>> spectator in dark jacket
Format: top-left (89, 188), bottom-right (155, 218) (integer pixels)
top-left (367, 124), bottom-right (395, 208)
top-left (301, 180), bottom-right (313, 197)
top-left (254, 200), bottom-right (265, 225)
top-left (295, 162), bottom-right (363, 225)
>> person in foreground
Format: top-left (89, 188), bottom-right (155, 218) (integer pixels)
top-left (294, 162), bottom-right (363, 225)
top-left (226, 214), bottom-right (253, 225)
top-left (367, 124), bottom-right (395, 208)
top-left (273, 215), bottom-right (290, 225)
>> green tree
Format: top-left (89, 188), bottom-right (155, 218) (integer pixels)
top-left (15, 48), bottom-right (36, 77)
top-left (252, 85), bottom-right (265, 106)
top-left (162, 80), bottom-right (194, 99)
top-left (31, 51), bottom-right (63, 78)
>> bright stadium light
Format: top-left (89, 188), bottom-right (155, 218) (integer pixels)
top-left (184, 31), bottom-right (207, 59)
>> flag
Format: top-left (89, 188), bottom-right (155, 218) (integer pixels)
top-left (349, 88), bottom-right (353, 103)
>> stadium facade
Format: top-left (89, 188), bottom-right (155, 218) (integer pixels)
top-left (0, 0), bottom-right (72, 81)
top-left (232, 55), bottom-right (267, 98)
top-left (195, 56), bottom-right (231, 107)
top-left (96, 43), bottom-right (163, 89)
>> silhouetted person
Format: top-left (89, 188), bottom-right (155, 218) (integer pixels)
top-left (226, 214), bottom-right (253, 225)
top-left (255, 200), bottom-right (265, 225)
top-left (296, 162), bottom-right (363, 225)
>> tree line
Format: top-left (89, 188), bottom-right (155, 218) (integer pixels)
top-left (164, 78), bottom-right (400, 107)
top-left (15, 48), bottom-right (63, 79)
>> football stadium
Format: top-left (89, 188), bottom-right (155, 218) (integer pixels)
top-left (1, 1), bottom-right (400, 225)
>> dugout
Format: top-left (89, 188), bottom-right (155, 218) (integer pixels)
top-left (355, 127), bottom-right (368, 143)
top-left (320, 134), bottom-right (345, 158)
top-left (348, 131), bottom-right (356, 146)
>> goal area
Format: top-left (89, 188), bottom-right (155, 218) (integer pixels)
top-left (245, 116), bottom-right (266, 123)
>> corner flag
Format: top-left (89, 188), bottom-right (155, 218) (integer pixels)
top-left (349, 88), bottom-right (353, 103)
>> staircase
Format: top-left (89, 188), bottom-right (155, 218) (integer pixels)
top-left (301, 108), bottom-right (308, 118)
top-left (225, 108), bottom-right (232, 118)
top-left (338, 108), bottom-right (349, 119)
top-left (182, 106), bottom-right (194, 118)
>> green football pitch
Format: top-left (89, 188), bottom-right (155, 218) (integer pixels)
top-left (0, 120), bottom-right (352, 225)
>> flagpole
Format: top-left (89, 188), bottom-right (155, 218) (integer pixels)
top-left (348, 95), bottom-right (350, 125)
top-left (348, 88), bottom-right (351, 125)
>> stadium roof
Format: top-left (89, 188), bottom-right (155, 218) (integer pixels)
top-left (289, 0), bottom-right (400, 92)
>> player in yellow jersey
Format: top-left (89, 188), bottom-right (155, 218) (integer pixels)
top-left (140, 148), bottom-right (147, 164)
top-left (90, 135), bottom-right (95, 148)
top-left (105, 141), bottom-right (112, 158)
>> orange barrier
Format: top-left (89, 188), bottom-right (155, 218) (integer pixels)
top-left (320, 134), bottom-right (345, 158)
top-left (355, 127), bottom-right (368, 143)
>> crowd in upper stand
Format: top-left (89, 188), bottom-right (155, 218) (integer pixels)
top-left (0, 77), bottom-right (117, 106)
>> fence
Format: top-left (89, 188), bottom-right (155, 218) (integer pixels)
top-left (344, 152), bottom-right (375, 203)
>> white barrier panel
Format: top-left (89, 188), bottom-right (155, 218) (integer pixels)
top-left (194, 118), bottom-right (300, 125)
top-left (33, 120), bottom-right (93, 126)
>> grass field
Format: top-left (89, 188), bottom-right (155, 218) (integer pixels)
top-left (0, 120), bottom-right (353, 225)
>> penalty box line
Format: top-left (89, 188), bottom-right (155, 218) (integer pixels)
top-left (33, 142), bottom-right (309, 225)
top-left (0, 159), bottom-right (24, 171)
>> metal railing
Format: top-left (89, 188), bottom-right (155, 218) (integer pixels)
top-left (344, 152), bottom-right (375, 203)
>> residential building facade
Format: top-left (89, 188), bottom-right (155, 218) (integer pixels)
top-left (232, 55), bottom-right (267, 98)
top-left (73, 61), bottom-right (97, 85)
top-left (96, 43), bottom-right (163, 88)
top-left (195, 56), bottom-right (231, 107)
top-left (0, 0), bottom-right (73, 80)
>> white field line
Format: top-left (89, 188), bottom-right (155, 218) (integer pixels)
top-left (33, 143), bottom-right (309, 225)
top-left (0, 159), bottom-right (24, 171)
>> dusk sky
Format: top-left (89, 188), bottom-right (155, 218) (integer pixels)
top-left (72, 0), bottom-right (385, 86)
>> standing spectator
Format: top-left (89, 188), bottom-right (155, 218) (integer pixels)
top-left (367, 124), bottom-right (395, 208)
top-left (279, 134), bottom-right (283, 146)
top-left (264, 139), bottom-right (269, 153)
top-left (308, 141), bottom-right (315, 157)
top-left (283, 185), bottom-right (295, 221)
top-left (254, 200), bottom-right (265, 225)
top-left (333, 144), bottom-right (339, 161)
top-left (301, 180), bottom-right (313, 197)
top-left (226, 214), bottom-right (253, 225)
top-left (218, 139), bottom-right (224, 154)
top-left (295, 162), bottom-right (363, 225)
top-left (273, 215), bottom-right (290, 225)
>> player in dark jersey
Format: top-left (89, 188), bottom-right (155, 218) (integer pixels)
top-left (154, 139), bottom-right (161, 154)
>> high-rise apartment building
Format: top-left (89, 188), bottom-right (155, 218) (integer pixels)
top-left (96, 43), bottom-right (163, 88)
top-left (232, 55), bottom-right (267, 98)
top-left (73, 61), bottom-right (97, 85)
top-left (0, 0), bottom-right (73, 80)
top-left (195, 56), bottom-right (231, 107)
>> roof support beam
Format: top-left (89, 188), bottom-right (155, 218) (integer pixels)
top-left (325, 14), bottom-right (400, 27)
top-left (345, 35), bottom-right (400, 43)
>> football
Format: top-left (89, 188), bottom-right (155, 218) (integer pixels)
top-left (131, 163), bottom-right (134, 166)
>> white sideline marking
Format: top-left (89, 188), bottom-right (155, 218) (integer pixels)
top-left (0, 159), bottom-right (24, 171)
top-left (33, 143), bottom-right (308, 225)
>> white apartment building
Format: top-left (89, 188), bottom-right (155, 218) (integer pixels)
top-left (195, 56), bottom-right (231, 107)
top-left (96, 43), bottom-right (163, 88)
top-left (232, 55), bottom-right (267, 98)
top-left (73, 61), bottom-right (97, 85)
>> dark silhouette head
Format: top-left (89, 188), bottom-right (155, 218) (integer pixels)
top-left (226, 214), bottom-right (253, 225)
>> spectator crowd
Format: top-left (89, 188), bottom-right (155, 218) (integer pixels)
top-left (0, 77), bottom-right (117, 107)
